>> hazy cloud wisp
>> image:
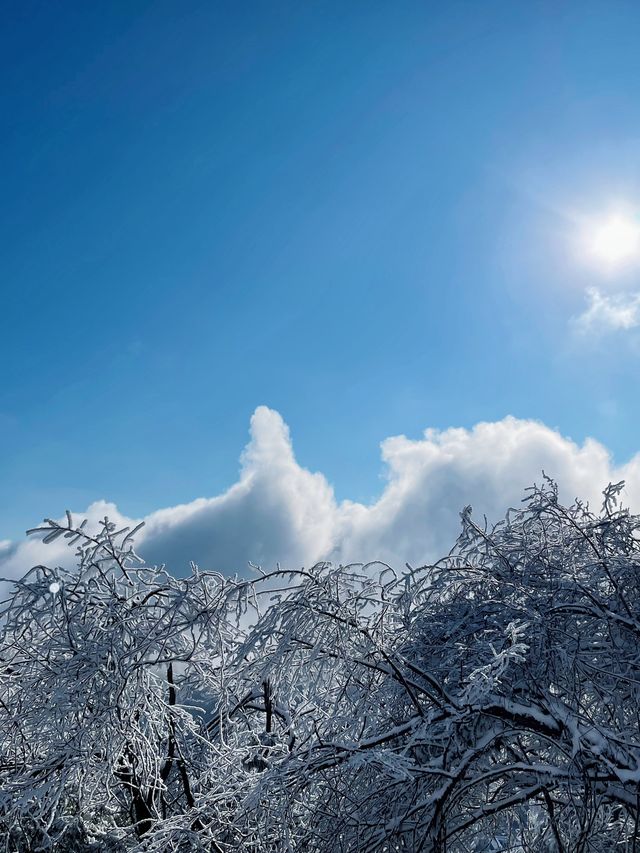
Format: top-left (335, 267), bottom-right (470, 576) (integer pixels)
top-left (572, 287), bottom-right (640, 335)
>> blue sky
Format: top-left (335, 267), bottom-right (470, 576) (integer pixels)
top-left (3, 0), bottom-right (640, 545)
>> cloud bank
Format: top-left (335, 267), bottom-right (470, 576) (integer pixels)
top-left (3, 406), bottom-right (640, 587)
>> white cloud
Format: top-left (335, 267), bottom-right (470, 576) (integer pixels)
top-left (138, 407), bottom-right (337, 573)
top-left (3, 407), bottom-right (640, 589)
top-left (572, 287), bottom-right (640, 335)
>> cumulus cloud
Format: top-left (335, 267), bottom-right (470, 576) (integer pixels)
top-left (139, 408), bottom-right (337, 573)
top-left (572, 287), bottom-right (640, 335)
top-left (3, 406), bottom-right (640, 588)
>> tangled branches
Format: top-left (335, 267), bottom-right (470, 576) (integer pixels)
top-left (2, 479), bottom-right (640, 851)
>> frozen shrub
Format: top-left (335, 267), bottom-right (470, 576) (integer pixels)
top-left (1, 478), bottom-right (640, 851)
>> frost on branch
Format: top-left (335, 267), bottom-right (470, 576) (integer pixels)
top-left (2, 479), bottom-right (640, 851)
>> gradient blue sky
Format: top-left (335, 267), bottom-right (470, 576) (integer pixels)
top-left (3, 0), bottom-right (640, 541)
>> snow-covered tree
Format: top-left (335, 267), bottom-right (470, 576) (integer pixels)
top-left (2, 478), bottom-right (640, 851)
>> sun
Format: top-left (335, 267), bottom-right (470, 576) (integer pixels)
top-left (588, 213), bottom-right (640, 268)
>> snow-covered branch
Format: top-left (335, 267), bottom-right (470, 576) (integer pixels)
top-left (2, 480), bottom-right (640, 850)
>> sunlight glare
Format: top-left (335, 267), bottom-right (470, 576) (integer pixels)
top-left (589, 214), bottom-right (640, 268)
